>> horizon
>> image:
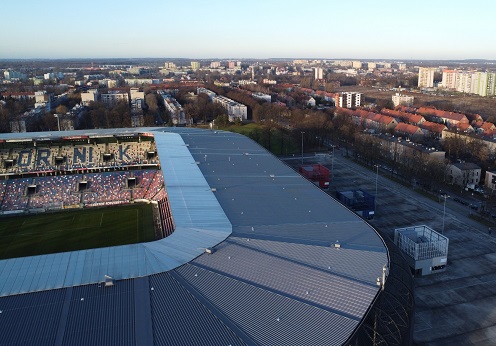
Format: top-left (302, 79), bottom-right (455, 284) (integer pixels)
top-left (1, 57), bottom-right (495, 63)
top-left (2, 0), bottom-right (495, 60)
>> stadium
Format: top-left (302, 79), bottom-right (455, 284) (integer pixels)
top-left (0, 127), bottom-right (414, 345)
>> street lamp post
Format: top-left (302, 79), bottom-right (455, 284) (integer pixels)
top-left (442, 194), bottom-right (449, 234)
top-left (54, 114), bottom-right (61, 131)
top-left (301, 131), bottom-right (305, 164)
top-left (375, 164), bottom-right (379, 211)
top-left (331, 145), bottom-right (335, 184)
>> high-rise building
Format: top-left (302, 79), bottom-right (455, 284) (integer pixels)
top-left (352, 61), bottom-right (362, 69)
top-left (367, 62), bottom-right (377, 70)
top-left (470, 72), bottom-right (488, 97)
top-left (440, 70), bottom-right (496, 97)
top-left (487, 73), bottom-right (496, 96)
top-left (3, 70), bottom-right (27, 80)
top-left (314, 67), bottom-right (323, 80)
top-left (417, 67), bottom-right (435, 88)
top-left (441, 69), bottom-right (459, 89)
top-left (191, 61), bottom-right (200, 70)
top-left (335, 92), bottom-right (362, 108)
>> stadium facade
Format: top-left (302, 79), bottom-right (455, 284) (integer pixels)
top-left (0, 128), bottom-right (414, 345)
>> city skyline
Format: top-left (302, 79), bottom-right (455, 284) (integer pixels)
top-left (2, 0), bottom-right (496, 60)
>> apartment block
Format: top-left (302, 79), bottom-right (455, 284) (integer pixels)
top-left (334, 92), bottom-right (362, 108)
top-left (441, 70), bottom-right (496, 97)
top-left (418, 67), bottom-right (435, 88)
top-left (213, 95), bottom-right (247, 122)
top-left (392, 93), bottom-right (414, 107)
top-left (101, 91), bottom-right (129, 105)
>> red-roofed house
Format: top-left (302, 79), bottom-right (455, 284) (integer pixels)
top-left (335, 108), bottom-right (397, 131)
top-left (453, 122), bottom-right (474, 133)
top-left (299, 87), bottom-right (314, 95)
top-left (381, 109), bottom-right (425, 126)
top-left (417, 107), bottom-right (438, 117)
top-left (417, 107), bottom-right (469, 128)
top-left (364, 113), bottom-right (397, 131)
top-left (419, 121), bottom-right (447, 138)
top-left (483, 129), bottom-right (496, 137)
top-left (394, 123), bottom-right (424, 138)
top-left (473, 121), bottom-right (496, 135)
top-left (315, 90), bottom-right (336, 102)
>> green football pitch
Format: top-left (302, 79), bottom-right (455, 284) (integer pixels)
top-left (0, 204), bottom-right (155, 260)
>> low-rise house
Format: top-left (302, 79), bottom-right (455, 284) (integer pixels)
top-left (446, 162), bottom-right (481, 187)
top-left (394, 123), bottom-right (424, 138)
top-left (473, 121), bottom-right (496, 135)
top-left (454, 122), bottom-right (474, 133)
top-left (381, 108), bottom-right (425, 126)
top-left (419, 121), bottom-right (447, 138)
top-left (417, 107), bottom-right (469, 128)
top-left (485, 171), bottom-right (496, 191)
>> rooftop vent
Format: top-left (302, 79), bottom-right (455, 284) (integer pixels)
top-left (104, 275), bottom-right (114, 287)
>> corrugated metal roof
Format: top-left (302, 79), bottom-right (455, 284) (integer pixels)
top-left (0, 288), bottom-right (65, 345)
top-left (191, 240), bottom-right (376, 319)
top-left (176, 263), bottom-right (357, 346)
top-left (149, 272), bottom-right (246, 346)
top-left (61, 280), bottom-right (135, 346)
top-left (226, 237), bottom-right (386, 284)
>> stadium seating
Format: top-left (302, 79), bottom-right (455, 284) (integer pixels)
top-left (0, 141), bottom-right (165, 213)
top-left (0, 141), bottom-right (158, 174)
top-left (28, 176), bottom-right (80, 209)
top-left (0, 169), bottom-right (166, 212)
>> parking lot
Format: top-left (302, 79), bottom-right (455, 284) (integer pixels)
top-left (287, 151), bottom-right (496, 345)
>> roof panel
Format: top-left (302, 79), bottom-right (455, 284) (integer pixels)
top-left (149, 272), bottom-right (246, 346)
top-left (176, 264), bottom-right (357, 346)
top-left (62, 281), bottom-right (135, 346)
top-left (0, 287), bottom-right (66, 345)
top-left (192, 241), bottom-right (377, 319)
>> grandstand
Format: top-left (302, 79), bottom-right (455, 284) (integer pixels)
top-left (0, 137), bottom-right (158, 174)
top-left (0, 128), bottom-right (414, 345)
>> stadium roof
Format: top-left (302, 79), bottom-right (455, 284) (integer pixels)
top-left (0, 132), bottom-right (231, 296)
top-left (0, 127), bottom-right (388, 345)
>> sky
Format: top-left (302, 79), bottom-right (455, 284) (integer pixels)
top-left (1, 0), bottom-right (495, 60)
